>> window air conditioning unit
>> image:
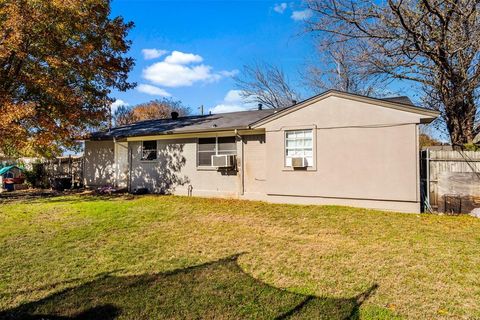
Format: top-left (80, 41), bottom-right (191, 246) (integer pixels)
top-left (291, 157), bottom-right (308, 168)
top-left (212, 155), bottom-right (236, 168)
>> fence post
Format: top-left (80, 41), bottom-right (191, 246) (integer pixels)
top-left (426, 149), bottom-right (430, 210)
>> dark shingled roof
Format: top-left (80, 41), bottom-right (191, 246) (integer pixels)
top-left (382, 96), bottom-right (415, 105)
top-left (88, 91), bottom-right (426, 141)
top-left (89, 108), bottom-right (281, 140)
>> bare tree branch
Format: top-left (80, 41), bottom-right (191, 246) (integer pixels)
top-left (306, 0), bottom-right (480, 145)
top-left (305, 39), bottom-right (392, 96)
top-left (234, 62), bottom-right (300, 109)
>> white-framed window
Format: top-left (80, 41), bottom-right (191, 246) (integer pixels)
top-left (141, 140), bottom-right (157, 161)
top-left (285, 129), bottom-right (313, 167)
top-left (197, 136), bottom-right (236, 167)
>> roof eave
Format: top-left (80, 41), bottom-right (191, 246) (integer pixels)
top-left (85, 126), bottom-right (264, 141)
top-left (138, 126), bottom-right (252, 137)
top-left (420, 116), bottom-right (438, 124)
top-left (251, 90), bottom-right (440, 128)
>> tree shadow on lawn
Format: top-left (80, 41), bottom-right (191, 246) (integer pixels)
top-left (1, 255), bottom-right (380, 320)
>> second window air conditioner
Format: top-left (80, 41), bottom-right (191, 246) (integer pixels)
top-left (291, 157), bottom-right (308, 168)
top-left (212, 155), bottom-right (236, 168)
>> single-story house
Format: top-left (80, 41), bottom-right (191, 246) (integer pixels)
top-left (84, 90), bottom-right (439, 213)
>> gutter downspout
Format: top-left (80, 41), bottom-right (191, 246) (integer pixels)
top-left (128, 142), bottom-right (134, 193)
top-left (235, 129), bottom-right (244, 197)
top-left (113, 137), bottom-right (117, 188)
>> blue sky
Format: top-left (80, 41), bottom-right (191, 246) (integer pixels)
top-left (110, 0), bottom-right (316, 115)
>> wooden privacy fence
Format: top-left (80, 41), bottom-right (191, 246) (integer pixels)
top-left (421, 149), bottom-right (480, 214)
top-left (31, 156), bottom-right (84, 189)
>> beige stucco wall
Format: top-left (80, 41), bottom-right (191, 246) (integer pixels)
top-left (243, 134), bottom-right (267, 199)
top-left (84, 140), bottom-right (115, 187)
top-left (129, 138), bottom-right (239, 197)
top-left (257, 96), bottom-right (421, 213)
top-left (84, 95), bottom-right (428, 213)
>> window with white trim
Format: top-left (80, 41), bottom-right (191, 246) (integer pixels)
top-left (197, 137), bottom-right (236, 167)
top-left (285, 130), bottom-right (313, 167)
top-left (141, 140), bottom-right (157, 161)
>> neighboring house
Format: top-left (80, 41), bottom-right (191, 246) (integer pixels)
top-left (0, 165), bottom-right (25, 190)
top-left (84, 90), bottom-right (439, 213)
top-left (0, 156), bottom-right (40, 171)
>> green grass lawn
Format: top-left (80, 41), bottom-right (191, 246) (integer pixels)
top-left (0, 195), bottom-right (479, 319)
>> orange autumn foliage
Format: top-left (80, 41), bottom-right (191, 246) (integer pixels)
top-left (0, 0), bottom-right (135, 157)
top-left (113, 99), bottom-right (190, 126)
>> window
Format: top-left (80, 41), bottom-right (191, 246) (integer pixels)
top-left (198, 136), bottom-right (236, 167)
top-left (285, 130), bottom-right (313, 167)
top-left (141, 141), bottom-right (157, 161)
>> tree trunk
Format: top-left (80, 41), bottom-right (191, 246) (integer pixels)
top-left (446, 101), bottom-right (476, 146)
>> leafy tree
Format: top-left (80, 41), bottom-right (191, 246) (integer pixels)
top-left (234, 62), bottom-right (300, 109)
top-left (306, 0), bottom-right (480, 145)
top-left (0, 0), bottom-right (135, 157)
top-left (113, 105), bottom-right (133, 127)
top-left (113, 98), bottom-right (190, 126)
top-left (419, 133), bottom-right (443, 149)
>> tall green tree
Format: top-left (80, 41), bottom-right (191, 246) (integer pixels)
top-left (0, 0), bottom-right (135, 156)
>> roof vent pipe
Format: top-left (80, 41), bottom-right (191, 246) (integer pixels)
top-left (171, 111), bottom-right (179, 120)
top-left (258, 103), bottom-right (263, 110)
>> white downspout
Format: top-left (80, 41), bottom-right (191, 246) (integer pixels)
top-left (235, 129), bottom-right (245, 196)
top-left (128, 145), bottom-right (133, 193)
top-left (113, 137), bottom-right (118, 188)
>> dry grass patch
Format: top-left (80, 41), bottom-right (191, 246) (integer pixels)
top-left (0, 195), bottom-right (479, 319)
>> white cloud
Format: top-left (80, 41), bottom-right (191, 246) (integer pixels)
top-left (142, 50), bottom-right (237, 88)
top-left (142, 49), bottom-right (168, 60)
top-left (210, 104), bottom-right (247, 113)
top-left (273, 3), bottom-right (288, 14)
top-left (219, 69), bottom-right (239, 77)
top-left (291, 9), bottom-right (313, 21)
top-left (110, 99), bottom-right (129, 112)
top-left (209, 90), bottom-right (257, 114)
top-left (164, 51), bottom-right (203, 65)
top-left (144, 63), bottom-right (218, 87)
top-left (224, 90), bottom-right (244, 103)
top-left (137, 84), bottom-right (171, 97)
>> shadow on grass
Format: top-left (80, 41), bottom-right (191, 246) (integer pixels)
top-left (0, 270), bottom-right (124, 299)
top-left (1, 255), bottom-right (380, 319)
